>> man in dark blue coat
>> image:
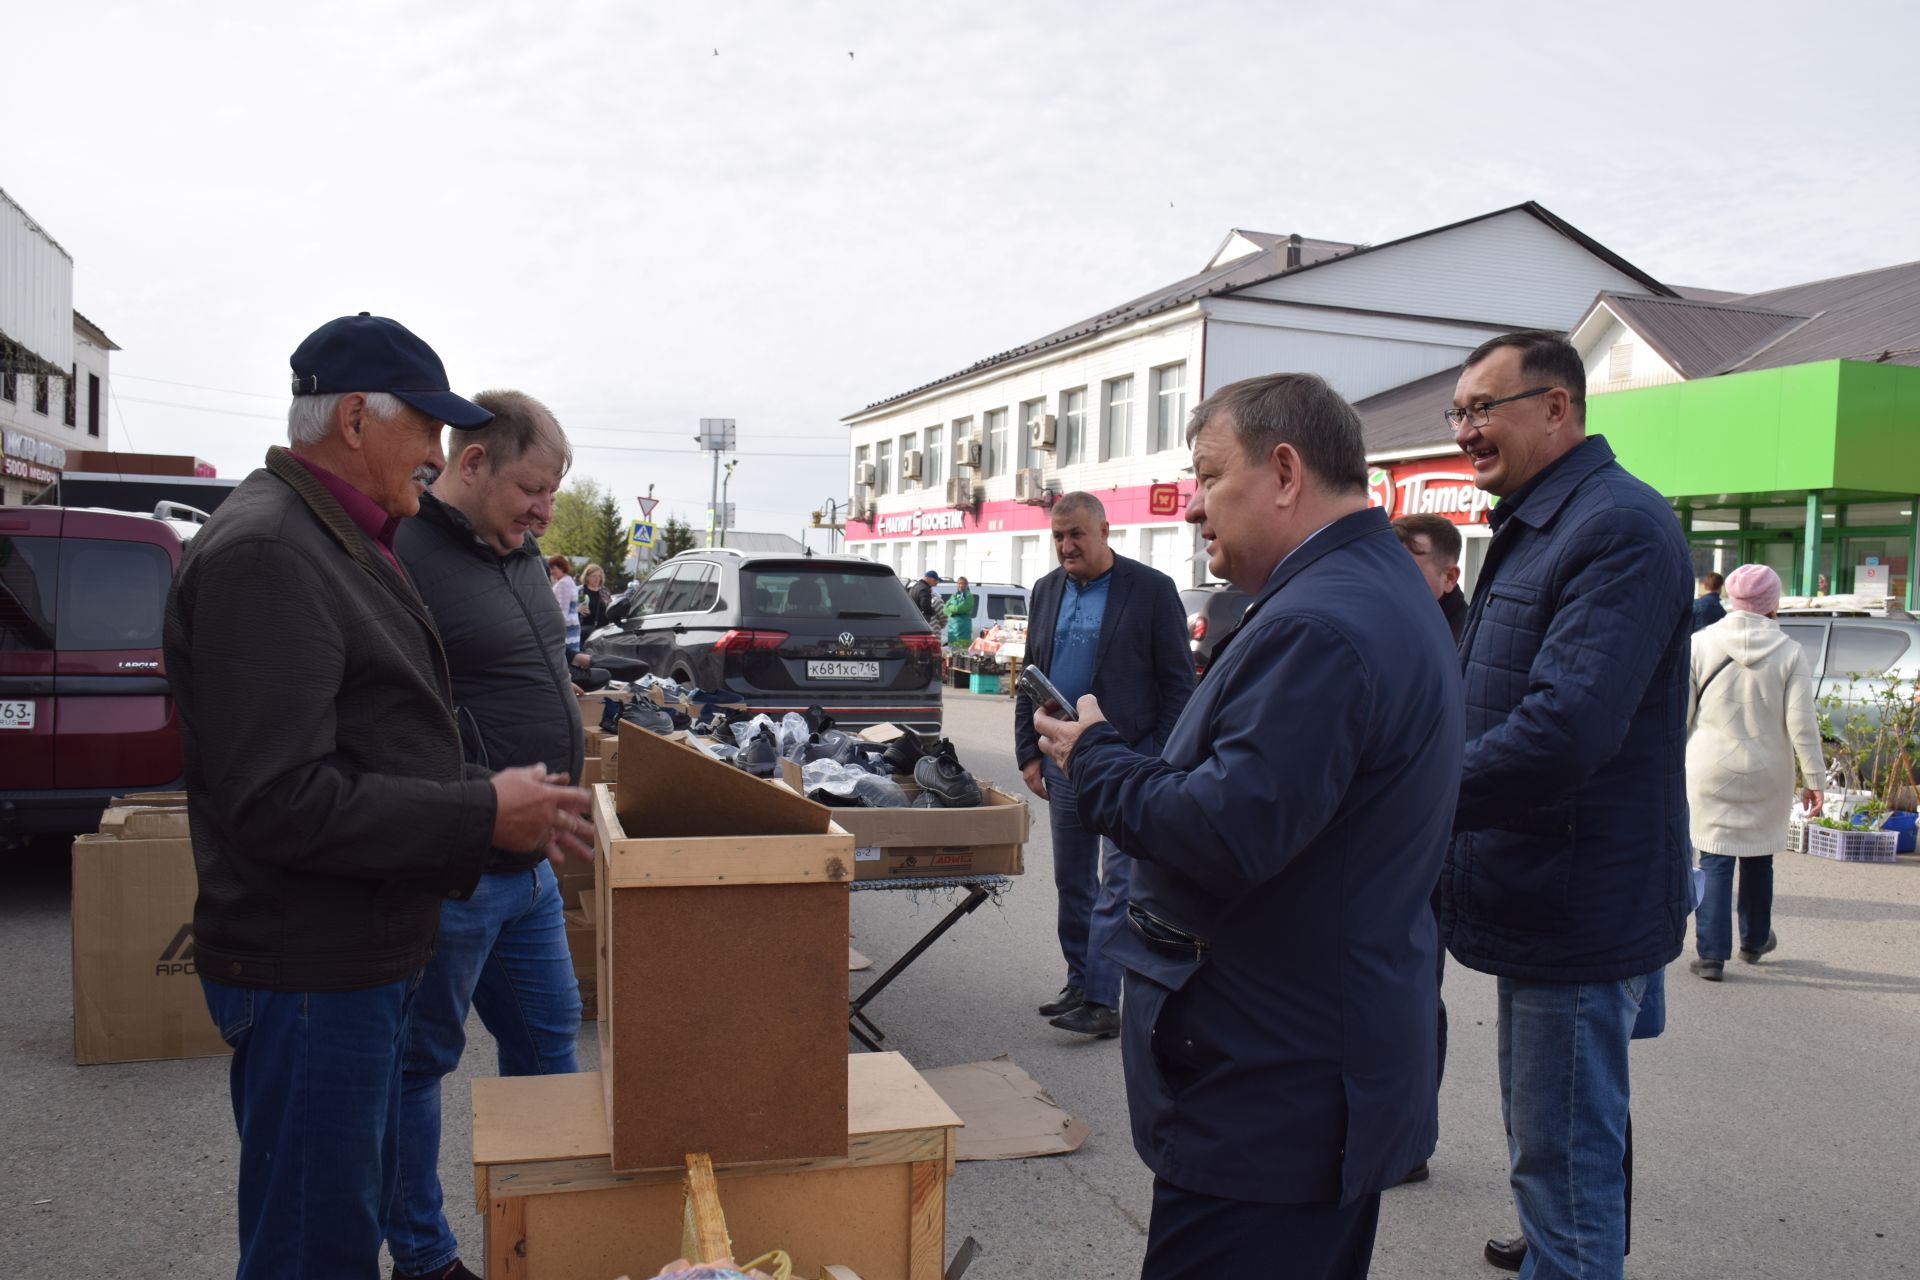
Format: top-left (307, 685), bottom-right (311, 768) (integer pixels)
top-left (1442, 331), bottom-right (1691, 1280)
top-left (1034, 374), bottom-right (1462, 1278)
top-left (1013, 491), bottom-right (1194, 1037)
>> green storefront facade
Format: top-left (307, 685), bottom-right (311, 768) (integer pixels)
top-left (1593, 359), bottom-right (1920, 609)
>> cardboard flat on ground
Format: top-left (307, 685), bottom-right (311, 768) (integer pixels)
top-left (473, 1052), bottom-right (959, 1280)
top-left (592, 727), bottom-right (853, 1172)
top-left (776, 758), bottom-right (1027, 881)
top-left (70, 829), bottom-right (229, 1065)
top-left (920, 1056), bottom-right (1091, 1161)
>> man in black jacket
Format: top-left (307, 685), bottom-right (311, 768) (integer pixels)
top-left (385, 389), bottom-right (586, 1280)
top-left (1013, 491), bottom-right (1194, 1037)
top-left (165, 315), bottom-right (593, 1280)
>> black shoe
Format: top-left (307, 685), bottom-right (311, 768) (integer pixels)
top-left (394, 1260), bottom-right (483, 1280)
top-left (736, 726), bottom-right (780, 777)
top-left (598, 697), bottom-right (625, 732)
top-left (1739, 930), bottom-right (1778, 964)
top-left (1050, 1002), bottom-right (1120, 1037)
top-left (803, 704), bottom-right (834, 735)
top-left (1690, 958), bottom-right (1724, 981)
top-left (913, 742), bottom-right (981, 807)
top-left (618, 700), bottom-right (675, 735)
top-left (1038, 985), bottom-right (1085, 1017)
top-left (881, 729), bottom-right (930, 775)
top-left (805, 730), bottom-right (852, 762)
top-left (1398, 1161), bottom-right (1429, 1185)
top-left (1483, 1234), bottom-right (1525, 1272)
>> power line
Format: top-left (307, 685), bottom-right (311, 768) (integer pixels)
top-left (114, 372), bottom-right (285, 401)
top-left (108, 386), bottom-right (139, 453)
top-left (118, 394), bottom-right (283, 421)
top-left (112, 374), bottom-right (850, 440)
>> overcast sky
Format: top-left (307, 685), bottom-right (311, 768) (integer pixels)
top-left (6, 0), bottom-right (1914, 543)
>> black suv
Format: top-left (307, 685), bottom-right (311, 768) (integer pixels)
top-left (1180, 584), bottom-right (1253, 676)
top-left (587, 550), bottom-right (944, 734)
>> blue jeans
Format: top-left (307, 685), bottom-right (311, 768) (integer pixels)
top-left (201, 973), bottom-right (420, 1280)
top-left (1497, 973), bottom-right (1649, 1280)
top-left (1044, 759), bottom-right (1131, 1008)
top-left (1694, 854), bottom-right (1773, 962)
top-left (386, 862), bottom-right (582, 1275)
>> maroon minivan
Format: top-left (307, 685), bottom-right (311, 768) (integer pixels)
top-left (0, 506), bottom-right (189, 837)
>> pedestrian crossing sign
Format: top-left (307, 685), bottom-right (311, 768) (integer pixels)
top-left (628, 520), bottom-right (655, 549)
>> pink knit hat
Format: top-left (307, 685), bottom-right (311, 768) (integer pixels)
top-left (1725, 563), bottom-right (1782, 615)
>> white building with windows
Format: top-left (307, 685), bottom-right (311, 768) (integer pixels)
top-left (840, 203), bottom-right (1675, 590)
top-left (1, 188), bottom-right (118, 506)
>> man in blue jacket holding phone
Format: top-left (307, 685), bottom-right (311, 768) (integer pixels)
top-left (1034, 374), bottom-right (1462, 1277)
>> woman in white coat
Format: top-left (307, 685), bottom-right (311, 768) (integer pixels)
top-left (1686, 564), bottom-right (1826, 980)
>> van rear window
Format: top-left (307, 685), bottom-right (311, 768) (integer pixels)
top-left (56, 539), bottom-right (171, 651)
top-left (0, 535), bottom-right (59, 651)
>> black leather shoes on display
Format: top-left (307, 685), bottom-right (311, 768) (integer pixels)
top-left (1690, 958), bottom-right (1724, 981)
top-left (881, 729), bottom-right (930, 775)
top-left (1038, 985), bottom-right (1085, 1017)
top-left (1050, 1002), bottom-right (1120, 1038)
top-left (803, 704), bottom-right (834, 735)
top-left (1483, 1234), bottom-right (1526, 1272)
top-left (736, 726), bottom-right (781, 777)
top-left (1739, 930), bottom-right (1779, 963)
top-left (805, 730), bottom-right (851, 762)
top-left (913, 741), bottom-right (981, 807)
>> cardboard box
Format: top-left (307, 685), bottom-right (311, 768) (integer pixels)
top-left (778, 759), bottom-right (1027, 881)
top-left (71, 803), bottom-right (230, 1066)
top-left (591, 722), bottom-right (853, 1172)
top-left (471, 1051), bottom-right (960, 1280)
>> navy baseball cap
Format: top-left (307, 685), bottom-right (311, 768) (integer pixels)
top-left (289, 313), bottom-right (494, 428)
top-left (922, 570), bottom-right (940, 581)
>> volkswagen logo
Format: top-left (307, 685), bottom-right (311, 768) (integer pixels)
top-left (838, 631), bottom-right (855, 647)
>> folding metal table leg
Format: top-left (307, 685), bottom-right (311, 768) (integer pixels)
top-left (847, 885), bottom-right (992, 1049)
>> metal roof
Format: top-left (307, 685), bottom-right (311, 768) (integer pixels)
top-left (1598, 293), bottom-right (1808, 378)
top-left (848, 201), bottom-right (1670, 419)
top-left (1352, 369), bottom-right (1460, 455)
top-left (72, 310), bottom-right (120, 351)
top-left (1727, 258), bottom-right (1920, 370)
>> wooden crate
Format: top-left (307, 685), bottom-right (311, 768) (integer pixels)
top-left (473, 1053), bottom-right (958, 1280)
top-left (591, 723), bottom-right (854, 1173)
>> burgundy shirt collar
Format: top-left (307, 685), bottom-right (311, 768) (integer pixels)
top-left (288, 453), bottom-right (404, 572)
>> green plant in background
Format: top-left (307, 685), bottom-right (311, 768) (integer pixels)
top-left (1816, 672), bottom-right (1920, 825)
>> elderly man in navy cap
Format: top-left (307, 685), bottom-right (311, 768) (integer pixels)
top-left (164, 314), bottom-right (595, 1280)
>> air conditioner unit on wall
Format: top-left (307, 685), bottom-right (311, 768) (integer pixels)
top-left (954, 439), bottom-right (982, 470)
top-left (945, 476), bottom-right (981, 508)
top-left (853, 462), bottom-right (875, 487)
top-left (848, 497), bottom-right (873, 522)
top-left (902, 450), bottom-right (923, 482)
top-left (1015, 468), bottom-right (1045, 504)
top-left (1028, 414), bottom-right (1057, 450)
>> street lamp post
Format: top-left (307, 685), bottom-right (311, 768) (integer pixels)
top-left (720, 459), bottom-right (738, 548)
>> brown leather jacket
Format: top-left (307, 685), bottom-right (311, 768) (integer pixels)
top-left (163, 448), bottom-right (496, 991)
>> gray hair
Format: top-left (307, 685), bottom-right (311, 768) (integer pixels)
top-left (286, 391), bottom-right (406, 445)
top-left (1185, 373), bottom-right (1368, 493)
top-left (454, 389), bottom-right (572, 474)
top-left (1050, 491), bottom-right (1107, 524)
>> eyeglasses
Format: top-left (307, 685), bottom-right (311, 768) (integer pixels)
top-left (1444, 386), bottom-right (1554, 430)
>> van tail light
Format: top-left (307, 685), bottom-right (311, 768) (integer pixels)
top-left (900, 633), bottom-right (943, 657)
top-left (1189, 613), bottom-right (1207, 641)
top-left (713, 628), bottom-right (789, 654)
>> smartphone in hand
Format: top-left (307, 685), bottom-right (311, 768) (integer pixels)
top-left (1018, 665), bottom-right (1078, 721)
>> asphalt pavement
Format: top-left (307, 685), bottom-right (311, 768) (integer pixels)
top-left (4, 689), bottom-right (1918, 1278)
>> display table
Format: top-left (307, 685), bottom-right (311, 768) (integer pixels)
top-left (472, 1051), bottom-right (961, 1280)
top-left (848, 875), bottom-right (1013, 1051)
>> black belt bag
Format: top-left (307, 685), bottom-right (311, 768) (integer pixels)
top-left (1127, 903), bottom-right (1208, 960)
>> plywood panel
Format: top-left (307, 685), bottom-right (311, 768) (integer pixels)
top-left (606, 881), bottom-right (848, 1170)
top-left (516, 1164), bottom-right (912, 1280)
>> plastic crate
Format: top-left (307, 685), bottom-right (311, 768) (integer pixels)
top-left (1786, 813), bottom-right (1810, 856)
top-left (1803, 823), bottom-right (1899, 863)
top-left (969, 672), bottom-right (1003, 695)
